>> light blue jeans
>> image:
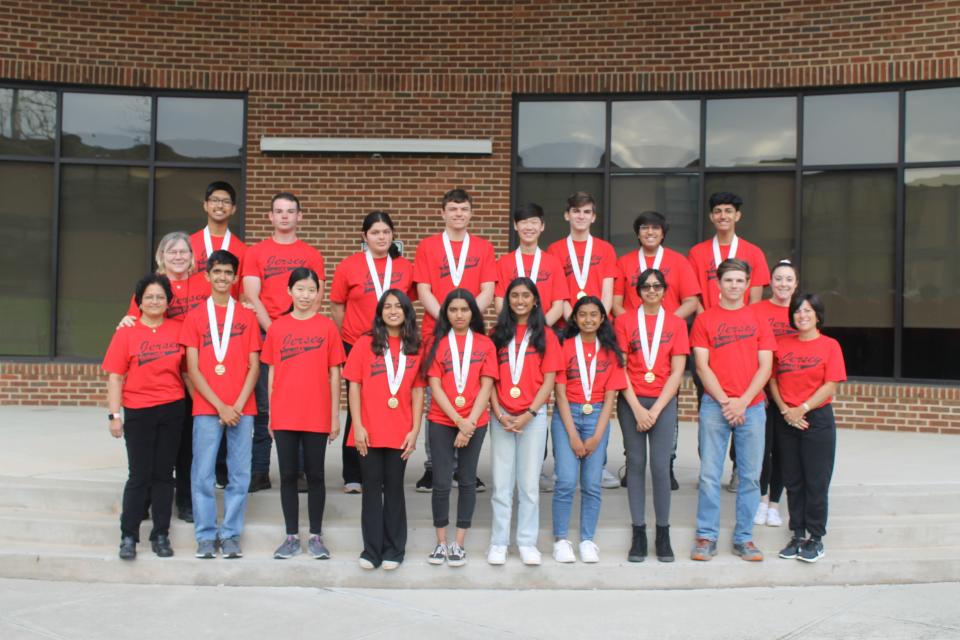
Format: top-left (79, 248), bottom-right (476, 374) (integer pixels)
top-left (551, 403), bottom-right (610, 541)
top-left (695, 395), bottom-right (765, 545)
top-left (192, 414), bottom-right (253, 542)
top-left (489, 407), bottom-right (548, 547)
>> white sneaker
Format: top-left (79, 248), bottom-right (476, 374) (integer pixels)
top-left (487, 544), bottom-right (507, 565)
top-left (518, 545), bottom-right (542, 566)
top-left (358, 557), bottom-right (375, 570)
top-left (766, 506), bottom-right (783, 527)
top-left (579, 540), bottom-right (600, 563)
top-left (601, 468), bottom-right (620, 489)
top-left (553, 539), bottom-right (576, 563)
top-left (754, 502), bottom-right (769, 525)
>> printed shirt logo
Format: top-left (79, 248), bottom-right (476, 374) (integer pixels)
top-left (136, 340), bottom-right (180, 366)
top-left (712, 322), bottom-right (757, 349)
top-left (438, 348), bottom-right (488, 375)
top-left (362, 270), bottom-right (405, 295)
top-left (279, 333), bottom-right (326, 362)
top-left (438, 255), bottom-right (481, 279)
top-left (496, 345), bottom-right (539, 365)
top-left (511, 264), bottom-right (555, 284)
top-left (627, 329), bottom-right (674, 353)
top-left (768, 318), bottom-right (798, 338)
top-left (562, 254), bottom-right (604, 278)
top-left (370, 354), bottom-right (419, 378)
top-left (201, 321), bottom-right (250, 347)
top-left (777, 351), bottom-right (822, 374)
top-left (564, 353), bottom-right (612, 382)
top-left (263, 255), bottom-right (308, 280)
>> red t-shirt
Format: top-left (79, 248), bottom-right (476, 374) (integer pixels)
top-left (493, 325), bottom-right (564, 415)
top-left (329, 252), bottom-right (416, 346)
top-left (426, 331), bottom-right (499, 427)
top-left (102, 320), bottom-right (185, 409)
top-left (556, 337), bottom-right (627, 404)
top-left (614, 247), bottom-right (700, 315)
top-left (189, 229), bottom-right (248, 274)
top-left (690, 304), bottom-right (777, 406)
top-left (615, 309), bottom-right (690, 398)
top-left (126, 272), bottom-right (210, 322)
top-left (547, 236), bottom-right (618, 305)
top-left (687, 236), bottom-right (771, 310)
top-left (260, 313), bottom-right (346, 433)
top-left (494, 250), bottom-right (570, 316)
top-left (342, 334), bottom-right (427, 449)
top-left (752, 299), bottom-right (798, 346)
top-left (179, 301), bottom-right (261, 416)
top-left (413, 232), bottom-right (497, 337)
top-left (242, 238), bottom-right (326, 320)
top-left (774, 334), bottom-right (846, 408)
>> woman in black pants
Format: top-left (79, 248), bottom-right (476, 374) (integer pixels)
top-left (769, 293), bottom-right (847, 563)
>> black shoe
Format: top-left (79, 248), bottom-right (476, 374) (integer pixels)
top-left (798, 537), bottom-right (824, 563)
top-left (248, 471), bottom-right (272, 493)
top-left (415, 469), bottom-right (433, 493)
top-left (628, 525), bottom-right (647, 562)
top-left (655, 525), bottom-right (675, 562)
top-left (297, 473), bottom-right (309, 493)
top-left (119, 536), bottom-right (137, 560)
top-left (475, 477), bottom-right (486, 493)
top-left (779, 531), bottom-right (805, 559)
top-left (619, 466), bottom-right (627, 488)
top-left (177, 505), bottom-right (194, 523)
top-left (151, 534), bottom-right (174, 558)
top-left (669, 460), bottom-right (679, 491)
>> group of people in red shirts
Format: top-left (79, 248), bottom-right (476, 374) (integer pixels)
top-left (103, 182), bottom-right (846, 570)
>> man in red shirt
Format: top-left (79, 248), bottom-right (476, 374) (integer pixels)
top-left (189, 181), bottom-right (248, 274)
top-left (242, 192), bottom-right (326, 492)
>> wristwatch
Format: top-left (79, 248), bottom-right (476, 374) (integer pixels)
top-left (108, 412), bottom-right (122, 421)
top-left (527, 408), bottom-right (538, 418)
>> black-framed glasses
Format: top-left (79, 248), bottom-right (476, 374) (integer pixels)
top-left (639, 283), bottom-right (664, 291)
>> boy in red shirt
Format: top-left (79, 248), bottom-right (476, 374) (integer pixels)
top-left (190, 181), bottom-right (248, 274)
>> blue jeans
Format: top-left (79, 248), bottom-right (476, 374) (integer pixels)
top-left (696, 395), bottom-right (764, 545)
top-left (551, 403), bottom-right (609, 541)
top-left (192, 414), bottom-right (253, 542)
top-left (489, 407), bottom-right (548, 547)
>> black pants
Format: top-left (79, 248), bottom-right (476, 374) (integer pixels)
top-left (776, 403), bottom-right (836, 538)
top-left (761, 403), bottom-right (784, 501)
top-left (341, 341), bottom-right (362, 485)
top-left (359, 447), bottom-right (407, 566)
top-left (275, 430), bottom-right (328, 535)
top-left (429, 421), bottom-right (486, 529)
top-left (174, 394), bottom-right (193, 509)
top-left (120, 399), bottom-right (185, 541)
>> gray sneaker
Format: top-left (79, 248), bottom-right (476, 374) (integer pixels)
top-left (273, 535), bottom-right (301, 559)
top-left (220, 536), bottom-right (243, 559)
top-left (308, 535), bottom-right (330, 559)
top-left (195, 539), bottom-right (217, 559)
top-left (427, 543), bottom-right (447, 565)
top-left (447, 542), bottom-right (466, 567)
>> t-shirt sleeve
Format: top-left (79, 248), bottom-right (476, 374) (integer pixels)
top-left (328, 324), bottom-right (347, 366)
top-left (311, 247), bottom-right (326, 281)
top-left (126, 295), bottom-right (140, 318)
top-left (245, 313), bottom-right (262, 353)
top-left (602, 244), bottom-right (619, 280)
top-left (606, 355), bottom-right (628, 391)
top-left (102, 331), bottom-right (130, 375)
top-left (494, 257), bottom-right (508, 298)
top-left (412, 240), bottom-right (432, 285)
top-left (825, 339), bottom-right (847, 382)
top-left (677, 258), bottom-right (701, 299)
top-left (479, 241), bottom-right (497, 284)
top-left (757, 313), bottom-right (778, 352)
top-left (178, 312), bottom-right (200, 349)
top-left (260, 325), bottom-right (277, 366)
top-left (240, 245), bottom-right (260, 279)
top-left (329, 260), bottom-right (350, 304)
top-left (427, 344), bottom-right (444, 379)
top-left (672, 319), bottom-right (691, 356)
top-left (750, 245), bottom-right (771, 288)
top-left (690, 315), bottom-right (709, 350)
top-left (614, 257), bottom-right (627, 296)
top-left (480, 340), bottom-right (500, 379)
top-left (614, 316), bottom-right (629, 353)
top-left (342, 339), bottom-right (366, 382)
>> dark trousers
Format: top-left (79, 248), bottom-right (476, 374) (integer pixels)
top-left (761, 403), bottom-right (784, 501)
top-left (252, 356), bottom-right (272, 474)
top-left (359, 447), bottom-right (408, 566)
top-left (275, 430), bottom-right (328, 535)
top-left (429, 421), bottom-right (486, 529)
top-left (120, 399), bottom-right (185, 541)
top-left (776, 404), bottom-right (836, 538)
top-left (174, 394), bottom-right (193, 509)
top-left (341, 341), bottom-right (362, 484)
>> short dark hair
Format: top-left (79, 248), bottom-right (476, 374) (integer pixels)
top-left (633, 210), bottom-right (669, 239)
top-left (134, 273), bottom-right (173, 307)
top-left (789, 292), bottom-right (826, 330)
top-left (708, 191), bottom-right (743, 211)
top-left (566, 191), bottom-right (597, 212)
top-left (636, 268), bottom-right (668, 296)
top-left (441, 188), bottom-right (472, 208)
top-left (513, 202), bottom-right (544, 223)
top-left (205, 181), bottom-right (236, 203)
top-left (206, 249), bottom-right (239, 273)
top-left (271, 192), bottom-right (301, 211)
top-left (716, 258), bottom-right (751, 280)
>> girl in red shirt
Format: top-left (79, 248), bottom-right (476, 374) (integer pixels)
top-left (422, 289), bottom-right (498, 567)
top-left (103, 274), bottom-right (185, 560)
top-left (487, 277), bottom-right (563, 566)
top-left (552, 296), bottom-right (627, 564)
top-left (769, 292), bottom-right (847, 564)
top-left (343, 289), bottom-right (425, 570)
top-left (261, 268), bottom-right (346, 560)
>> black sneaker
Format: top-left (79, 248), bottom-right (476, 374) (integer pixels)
top-left (798, 537), bottom-right (824, 563)
top-left (415, 469), bottom-right (433, 493)
top-left (628, 525), bottom-right (647, 562)
top-left (215, 467), bottom-right (228, 489)
top-left (778, 532), bottom-right (805, 559)
top-left (151, 534), bottom-right (174, 558)
top-left (297, 473), bottom-right (309, 493)
top-left (475, 477), bottom-right (486, 493)
top-left (248, 472), bottom-right (271, 493)
top-left (177, 504), bottom-right (193, 523)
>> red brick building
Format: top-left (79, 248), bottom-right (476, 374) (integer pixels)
top-left (1, 1), bottom-right (958, 433)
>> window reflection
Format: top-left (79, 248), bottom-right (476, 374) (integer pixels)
top-left (803, 93), bottom-right (897, 165)
top-left (609, 174), bottom-right (698, 254)
top-left (0, 88), bottom-right (56, 156)
top-left (155, 167), bottom-right (243, 240)
top-left (62, 93), bottom-right (151, 160)
top-left (517, 102), bottom-right (605, 168)
top-left (905, 87), bottom-right (960, 163)
top-left (611, 101), bottom-right (699, 168)
top-left (515, 173), bottom-right (604, 250)
top-left (157, 98), bottom-right (244, 162)
top-left (706, 97), bottom-right (796, 166)
top-left (704, 173), bottom-right (794, 267)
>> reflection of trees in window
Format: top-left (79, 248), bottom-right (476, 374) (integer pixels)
top-left (0, 89), bottom-right (56, 155)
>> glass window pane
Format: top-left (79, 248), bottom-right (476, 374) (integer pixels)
top-left (157, 98), bottom-right (244, 162)
top-left (61, 93), bottom-right (151, 160)
top-left (706, 97), bottom-right (796, 167)
top-left (801, 170), bottom-right (895, 377)
top-left (703, 173), bottom-right (795, 268)
top-left (0, 163), bottom-right (53, 355)
top-left (803, 92), bottom-right (898, 165)
top-left (57, 165), bottom-right (148, 358)
top-left (905, 87), bottom-right (960, 163)
top-left (903, 167), bottom-right (960, 380)
top-left (0, 88), bottom-right (57, 156)
top-left (515, 173), bottom-right (604, 250)
top-left (611, 100), bottom-right (699, 168)
top-left (610, 174), bottom-right (699, 255)
top-left (155, 168), bottom-right (243, 240)
top-left (516, 102), bottom-right (605, 169)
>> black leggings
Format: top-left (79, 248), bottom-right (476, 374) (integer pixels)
top-left (776, 404), bottom-right (836, 538)
top-left (761, 403), bottom-right (784, 501)
top-left (359, 448), bottom-right (408, 566)
top-left (429, 421), bottom-right (486, 529)
top-left (275, 430), bottom-right (328, 535)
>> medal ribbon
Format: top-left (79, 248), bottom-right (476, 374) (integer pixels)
top-left (574, 334), bottom-right (598, 404)
top-left (442, 231), bottom-right (470, 287)
top-left (383, 344), bottom-right (406, 398)
top-left (637, 306), bottom-right (665, 375)
top-left (566, 234), bottom-right (593, 293)
top-left (447, 329), bottom-right (473, 397)
top-left (206, 297), bottom-right (235, 365)
top-left (203, 226), bottom-right (231, 259)
top-left (364, 250), bottom-right (393, 301)
top-left (514, 247), bottom-right (541, 283)
top-left (507, 330), bottom-right (531, 388)
top-left (638, 245), bottom-right (663, 272)
top-left (712, 234), bottom-right (739, 269)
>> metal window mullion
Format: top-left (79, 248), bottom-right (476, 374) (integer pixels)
top-left (697, 97), bottom-right (707, 241)
top-left (146, 96), bottom-right (158, 272)
top-left (893, 89), bottom-right (907, 379)
top-left (49, 89), bottom-right (64, 358)
top-left (602, 100), bottom-right (612, 241)
top-left (795, 91), bottom-right (804, 270)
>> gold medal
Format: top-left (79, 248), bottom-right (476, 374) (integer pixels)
top-left (576, 290), bottom-right (587, 299)
top-left (582, 403), bottom-right (594, 415)
top-left (644, 371), bottom-right (656, 384)
top-left (387, 396), bottom-right (399, 409)
top-left (455, 395), bottom-right (467, 408)
top-left (509, 385), bottom-right (522, 399)
top-left (214, 363), bottom-right (226, 376)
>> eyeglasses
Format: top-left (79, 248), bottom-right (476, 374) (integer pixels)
top-left (164, 249), bottom-right (191, 256)
top-left (639, 283), bottom-right (664, 291)
top-left (207, 197), bottom-right (234, 206)
top-left (141, 294), bottom-right (167, 302)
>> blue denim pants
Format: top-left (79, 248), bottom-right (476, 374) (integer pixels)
top-left (489, 407), bottom-right (548, 547)
top-left (551, 403), bottom-right (610, 541)
top-left (192, 414), bottom-right (253, 542)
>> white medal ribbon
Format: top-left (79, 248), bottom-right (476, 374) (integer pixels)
top-left (442, 231), bottom-right (470, 287)
top-left (638, 245), bottom-right (663, 272)
top-left (566, 234), bottom-right (593, 293)
top-left (447, 329), bottom-right (474, 397)
top-left (203, 226), bottom-right (231, 259)
top-left (206, 297), bottom-right (235, 365)
top-left (637, 306), bottom-right (665, 374)
top-left (574, 334), bottom-right (598, 404)
top-left (712, 234), bottom-right (739, 269)
top-left (364, 250), bottom-right (393, 301)
top-left (507, 330), bottom-right (532, 388)
top-left (383, 344), bottom-right (407, 398)
top-left (514, 247), bottom-right (541, 283)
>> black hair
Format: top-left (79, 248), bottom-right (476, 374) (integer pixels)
top-left (635, 268), bottom-right (668, 296)
top-left (441, 188), bottom-right (472, 208)
top-left (370, 289), bottom-right (420, 356)
top-left (513, 202), bottom-right (545, 223)
top-left (563, 295), bottom-right (625, 366)
top-left (362, 210), bottom-right (401, 259)
top-left (566, 191), bottom-right (597, 212)
top-left (771, 258), bottom-right (799, 280)
top-left (134, 273), bottom-right (173, 308)
top-left (283, 267), bottom-right (320, 314)
top-left (271, 191), bottom-right (301, 211)
top-left (633, 210), bottom-right (669, 239)
top-left (422, 288), bottom-right (487, 376)
top-left (708, 191), bottom-right (743, 211)
top-left (490, 277), bottom-right (547, 357)
top-left (716, 258), bottom-right (751, 281)
top-left (205, 181), bottom-right (236, 203)
top-left (789, 292), bottom-right (826, 331)
top-left (205, 249), bottom-right (239, 273)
